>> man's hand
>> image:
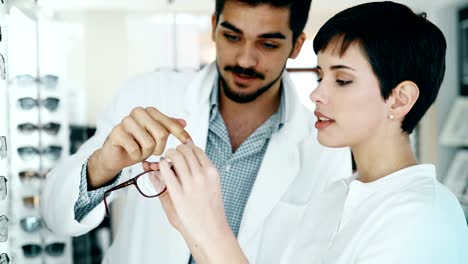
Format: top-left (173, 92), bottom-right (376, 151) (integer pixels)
top-left (87, 107), bottom-right (191, 189)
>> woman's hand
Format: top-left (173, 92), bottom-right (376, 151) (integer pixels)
top-left (147, 142), bottom-right (248, 264)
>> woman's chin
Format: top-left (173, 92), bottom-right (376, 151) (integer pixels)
top-left (317, 136), bottom-right (347, 148)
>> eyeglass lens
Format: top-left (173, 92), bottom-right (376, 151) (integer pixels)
top-left (0, 253), bottom-right (9, 264)
top-left (0, 136), bottom-right (6, 159)
top-left (136, 170), bottom-right (165, 196)
top-left (0, 215), bottom-right (9, 242)
top-left (20, 216), bottom-right (43, 233)
top-left (0, 53), bottom-right (5, 81)
top-left (0, 176), bottom-right (6, 201)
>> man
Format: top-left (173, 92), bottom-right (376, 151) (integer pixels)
top-left (41, 0), bottom-right (351, 263)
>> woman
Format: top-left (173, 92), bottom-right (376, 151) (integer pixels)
top-left (147, 1), bottom-right (468, 263)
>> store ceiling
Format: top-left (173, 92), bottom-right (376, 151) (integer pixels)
top-left (36, 0), bottom-right (466, 13)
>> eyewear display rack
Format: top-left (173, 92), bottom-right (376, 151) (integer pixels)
top-left (1, 2), bottom-right (73, 263)
top-left (1, 2), bottom-right (11, 263)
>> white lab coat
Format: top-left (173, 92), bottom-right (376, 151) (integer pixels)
top-left (41, 63), bottom-right (352, 264)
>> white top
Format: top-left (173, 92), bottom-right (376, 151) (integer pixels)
top-left (283, 164), bottom-right (468, 264)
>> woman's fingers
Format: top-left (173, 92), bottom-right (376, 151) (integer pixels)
top-left (175, 143), bottom-right (202, 176)
top-left (192, 145), bottom-right (215, 169)
top-left (164, 149), bottom-right (192, 187)
top-left (159, 158), bottom-right (182, 196)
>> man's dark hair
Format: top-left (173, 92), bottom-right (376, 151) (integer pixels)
top-left (313, 1), bottom-right (447, 134)
top-left (215, 0), bottom-right (312, 42)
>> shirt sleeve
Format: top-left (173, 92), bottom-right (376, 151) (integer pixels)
top-left (73, 160), bottom-right (121, 222)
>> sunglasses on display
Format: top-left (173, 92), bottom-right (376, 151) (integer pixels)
top-left (17, 97), bottom-right (60, 112)
top-left (0, 253), bottom-right (9, 264)
top-left (17, 122), bottom-right (61, 136)
top-left (12, 74), bottom-right (59, 89)
top-left (0, 176), bottom-right (6, 201)
top-left (0, 215), bottom-right (8, 242)
top-left (23, 195), bottom-right (40, 209)
top-left (0, 136), bottom-right (6, 159)
top-left (17, 145), bottom-right (62, 161)
top-left (0, 53), bottom-right (5, 81)
top-left (20, 216), bottom-right (43, 233)
top-left (19, 170), bottom-right (48, 182)
top-left (22, 242), bottom-right (66, 258)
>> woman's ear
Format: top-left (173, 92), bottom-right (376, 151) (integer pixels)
top-left (387, 81), bottom-right (420, 119)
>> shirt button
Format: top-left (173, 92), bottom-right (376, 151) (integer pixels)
top-left (225, 164), bottom-right (231, 172)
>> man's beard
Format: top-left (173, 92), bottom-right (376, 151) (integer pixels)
top-left (216, 63), bottom-right (286, 104)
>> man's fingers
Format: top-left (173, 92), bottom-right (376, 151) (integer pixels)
top-left (111, 127), bottom-right (142, 161)
top-left (172, 118), bottom-right (187, 128)
top-left (146, 107), bottom-right (192, 144)
top-left (121, 116), bottom-right (155, 159)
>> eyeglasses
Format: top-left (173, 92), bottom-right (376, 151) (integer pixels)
top-left (0, 253), bottom-right (9, 264)
top-left (22, 242), bottom-right (66, 258)
top-left (0, 136), bottom-right (6, 159)
top-left (17, 97), bottom-right (60, 112)
top-left (0, 215), bottom-right (9, 242)
top-left (18, 122), bottom-right (61, 135)
top-left (0, 176), bottom-right (7, 201)
top-left (17, 145), bottom-right (62, 161)
top-left (12, 74), bottom-right (58, 89)
top-left (103, 169), bottom-right (167, 215)
top-left (23, 196), bottom-right (40, 209)
top-left (0, 53), bottom-right (5, 81)
top-left (20, 216), bottom-right (43, 233)
top-left (19, 170), bottom-right (48, 182)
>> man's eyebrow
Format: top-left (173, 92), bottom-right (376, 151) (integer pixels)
top-left (259, 32), bottom-right (286, 39)
top-left (220, 21), bottom-right (242, 34)
top-left (220, 21), bottom-right (286, 39)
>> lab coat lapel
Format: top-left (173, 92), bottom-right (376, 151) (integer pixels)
top-left (182, 63), bottom-right (218, 150)
top-left (237, 73), bottom-right (311, 244)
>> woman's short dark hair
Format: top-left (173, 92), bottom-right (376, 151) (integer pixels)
top-left (313, 1), bottom-right (447, 134)
top-left (215, 0), bottom-right (312, 42)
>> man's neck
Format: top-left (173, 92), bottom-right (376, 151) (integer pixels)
top-left (219, 81), bottom-right (282, 152)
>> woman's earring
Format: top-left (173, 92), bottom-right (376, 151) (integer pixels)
top-left (388, 114), bottom-right (395, 120)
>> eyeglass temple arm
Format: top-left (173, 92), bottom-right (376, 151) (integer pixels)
top-left (103, 178), bottom-right (135, 215)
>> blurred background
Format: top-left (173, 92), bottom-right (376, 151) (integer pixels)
top-left (0, 0), bottom-right (467, 263)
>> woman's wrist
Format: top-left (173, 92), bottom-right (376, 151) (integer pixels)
top-left (187, 223), bottom-right (248, 264)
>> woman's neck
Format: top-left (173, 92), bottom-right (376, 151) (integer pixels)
top-left (352, 132), bottom-right (418, 183)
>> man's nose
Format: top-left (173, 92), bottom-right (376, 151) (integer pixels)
top-left (236, 43), bottom-right (258, 69)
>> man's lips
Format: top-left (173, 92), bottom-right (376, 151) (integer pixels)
top-left (233, 72), bottom-right (257, 84)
